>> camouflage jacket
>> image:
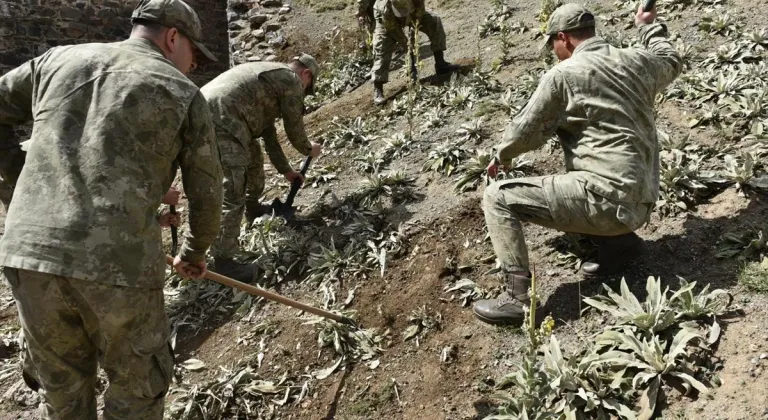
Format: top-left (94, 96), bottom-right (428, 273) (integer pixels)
top-left (359, 0), bottom-right (426, 47)
top-left (0, 38), bottom-right (223, 288)
top-left (495, 23), bottom-right (683, 204)
top-left (201, 63), bottom-right (312, 174)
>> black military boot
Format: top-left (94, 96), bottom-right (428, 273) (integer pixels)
top-left (373, 81), bottom-right (386, 105)
top-left (581, 232), bottom-right (647, 277)
top-left (473, 272), bottom-right (539, 325)
top-left (434, 50), bottom-right (460, 75)
top-left (213, 257), bottom-right (255, 283)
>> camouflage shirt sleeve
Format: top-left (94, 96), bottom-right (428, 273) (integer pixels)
top-left (280, 79), bottom-right (313, 157)
top-left (638, 22), bottom-right (684, 93)
top-left (495, 70), bottom-right (567, 165)
top-left (0, 59), bottom-right (34, 150)
top-left (261, 123), bottom-right (293, 174)
top-left (177, 91), bottom-right (224, 264)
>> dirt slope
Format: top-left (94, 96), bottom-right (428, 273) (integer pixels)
top-left (1, 0), bottom-right (768, 419)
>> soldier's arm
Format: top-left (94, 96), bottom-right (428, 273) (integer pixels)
top-left (495, 71), bottom-right (566, 165)
top-left (0, 60), bottom-right (34, 181)
top-left (261, 124), bottom-right (294, 175)
top-left (176, 91), bottom-right (224, 263)
top-left (638, 23), bottom-right (683, 92)
top-left (279, 81), bottom-right (313, 157)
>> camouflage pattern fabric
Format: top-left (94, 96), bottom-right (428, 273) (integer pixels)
top-left (5, 267), bottom-right (172, 420)
top-left (0, 38), bottom-right (224, 288)
top-left (201, 62), bottom-right (312, 176)
top-left (365, 0), bottom-right (447, 83)
top-left (483, 174), bottom-right (653, 272)
top-left (485, 23), bottom-right (683, 272)
top-left (202, 63), bottom-right (312, 259)
top-left (210, 126), bottom-right (266, 258)
top-left (494, 23), bottom-right (684, 204)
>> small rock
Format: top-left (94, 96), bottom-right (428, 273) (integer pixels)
top-left (247, 56), bottom-right (262, 62)
top-left (278, 6), bottom-right (291, 14)
top-left (463, 333), bottom-right (473, 339)
top-left (229, 20), bottom-right (246, 30)
top-left (752, 357), bottom-right (760, 365)
top-left (252, 29), bottom-right (265, 40)
top-left (249, 14), bottom-right (268, 26)
top-left (261, 0), bottom-right (282, 6)
top-left (761, 353), bottom-right (767, 360)
top-left (257, 42), bottom-right (269, 49)
top-left (755, 367), bottom-right (763, 376)
top-left (268, 34), bottom-right (286, 48)
top-left (265, 55), bottom-right (277, 62)
top-left (278, 14), bottom-right (288, 22)
top-left (264, 22), bottom-right (281, 31)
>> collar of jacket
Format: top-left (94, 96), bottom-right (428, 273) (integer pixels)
top-left (572, 36), bottom-right (608, 56)
top-left (121, 37), bottom-right (167, 59)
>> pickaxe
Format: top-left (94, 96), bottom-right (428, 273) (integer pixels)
top-left (269, 154), bottom-right (313, 221)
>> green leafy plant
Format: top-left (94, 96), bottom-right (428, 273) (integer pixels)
top-left (583, 277), bottom-right (677, 337)
top-left (716, 224), bottom-right (767, 261)
top-left (422, 140), bottom-right (468, 176)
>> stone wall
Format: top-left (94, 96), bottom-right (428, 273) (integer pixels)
top-left (227, 0), bottom-right (293, 65)
top-left (0, 0), bottom-right (229, 86)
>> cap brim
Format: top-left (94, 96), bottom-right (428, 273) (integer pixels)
top-left (540, 34), bottom-right (553, 51)
top-left (192, 39), bottom-right (217, 63)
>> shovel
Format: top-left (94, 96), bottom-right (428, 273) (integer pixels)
top-left (165, 255), bottom-right (358, 327)
top-left (269, 155), bottom-right (313, 221)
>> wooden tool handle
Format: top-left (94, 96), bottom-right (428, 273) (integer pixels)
top-left (165, 255), bottom-right (345, 323)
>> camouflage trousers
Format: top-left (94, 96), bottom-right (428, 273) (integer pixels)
top-left (371, 12), bottom-right (447, 83)
top-left (483, 173), bottom-right (653, 272)
top-left (210, 128), bottom-right (265, 259)
top-left (4, 268), bottom-right (173, 420)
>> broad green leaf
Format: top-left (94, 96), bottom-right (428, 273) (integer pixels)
top-left (668, 328), bottom-right (702, 361)
top-left (669, 371), bottom-right (710, 395)
top-left (637, 376), bottom-right (661, 420)
top-left (403, 324), bottom-right (420, 341)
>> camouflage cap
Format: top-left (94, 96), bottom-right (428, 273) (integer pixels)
top-left (295, 53), bottom-right (320, 96)
top-left (541, 3), bottom-right (596, 49)
top-left (390, 0), bottom-right (413, 18)
top-left (131, 0), bottom-right (217, 62)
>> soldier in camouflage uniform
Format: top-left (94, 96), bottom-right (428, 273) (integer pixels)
top-left (357, 0), bottom-right (460, 105)
top-left (0, 0), bottom-right (223, 418)
top-left (472, 3), bottom-right (684, 325)
top-left (201, 57), bottom-right (323, 282)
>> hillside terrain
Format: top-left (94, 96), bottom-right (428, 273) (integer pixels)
top-left (1, 0), bottom-right (768, 419)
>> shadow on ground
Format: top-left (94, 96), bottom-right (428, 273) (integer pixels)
top-left (545, 193), bottom-right (768, 324)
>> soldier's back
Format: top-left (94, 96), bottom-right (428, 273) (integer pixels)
top-left (0, 38), bottom-right (201, 287)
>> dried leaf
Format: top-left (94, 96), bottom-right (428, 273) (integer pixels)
top-left (313, 357), bottom-right (343, 380)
